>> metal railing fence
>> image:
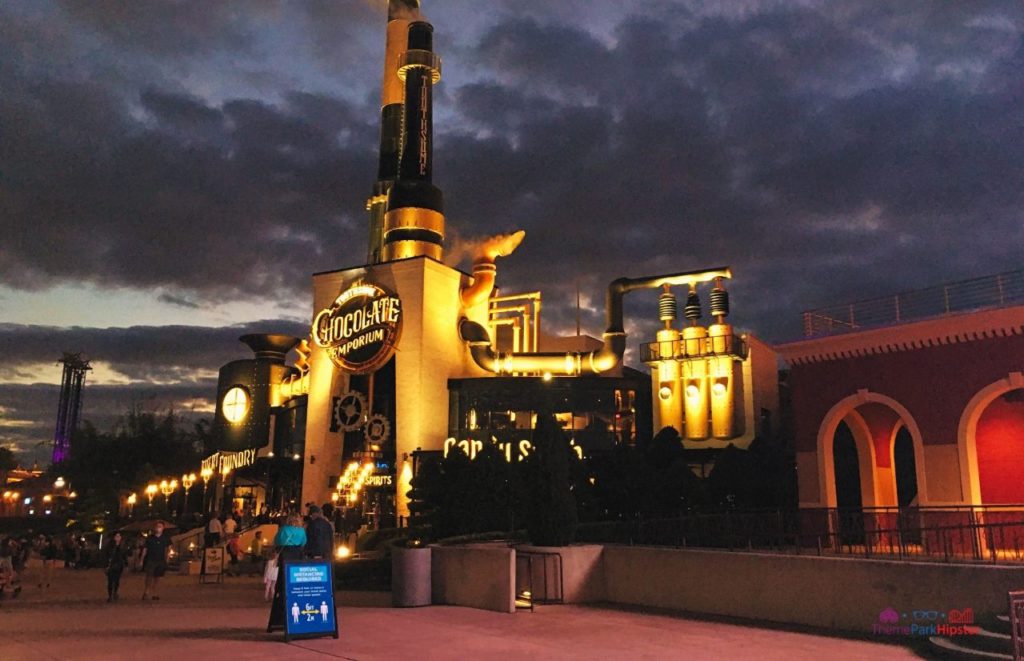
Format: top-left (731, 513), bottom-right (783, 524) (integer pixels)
top-left (576, 505), bottom-right (1024, 565)
top-left (802, 270), bottom-right (1024, 337)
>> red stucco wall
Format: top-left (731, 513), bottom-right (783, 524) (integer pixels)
top-left (976, 391), bottom-right (1024, 504)
top-left (789, 334), bottom-right (1024, 455)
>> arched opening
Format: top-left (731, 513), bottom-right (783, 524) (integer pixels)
top-left (975, 388), bottom-right (1024, 504)
top-left (816, 391), bottom-right (927, 510)
top-left (893, 426), bottom-right (918, 507)
top-left (833, 422), bottom-right (863, 510)
top-left (833, 421), bottom-right (865, 544)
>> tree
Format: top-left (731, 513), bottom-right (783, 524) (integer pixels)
top-left (523, 413), bottom-right (577, 546)
top-left (54, 406), bottom-right (206, 526)
top-left (406, 452), bottom-right (442, 545)
top-left (0, 446), bottom-right (17, 487)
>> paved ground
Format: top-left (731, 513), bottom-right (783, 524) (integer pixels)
top-left (0, 561), bottom-right (921, 660)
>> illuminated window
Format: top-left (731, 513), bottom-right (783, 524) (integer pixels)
top-left (222, 386), bottom-right (250, 423)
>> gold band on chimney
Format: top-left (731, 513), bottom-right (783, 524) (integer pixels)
top-left (382, 240), bottom-right (443, 261)
top-left (383, 207), bottom-right (445, 239)
top-left (382, 19), bottom-right (411, 106)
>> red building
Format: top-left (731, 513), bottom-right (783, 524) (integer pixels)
top-left (777, 272), bottom-right (1024, 514)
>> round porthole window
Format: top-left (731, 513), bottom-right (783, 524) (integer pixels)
top-left (222, 386), bottom-right (250, 423)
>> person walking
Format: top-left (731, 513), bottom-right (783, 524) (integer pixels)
top-left (104, 532), bottom-right (130, 602)
top-left (268, 514), bottom-right (306, 612)
top-left (273, 514), bottom-right (307, 563)
top-left (263, 552), bottom-right (278, 601)
top-left (205, 511), bottom-right (222, 548)
top-left (304, 505), bottom-right (334, 560)
top-left (223, 512), bottom-right (238, 536)
top-left (40, 535), bottom-right (59, 589)
top-left (140, 523), bottom-right (171, 601)
top-left (0, 537), bottom-right (15, 599)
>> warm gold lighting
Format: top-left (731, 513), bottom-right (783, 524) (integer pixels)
top-left (658, 385), bottom-right (673, 401)
top-left (686, 384), bottom-right (700, 398)
top-left (222, 386), bottom-right (250, 423)
top-left (542, 372), bottom-right (553, 382)
top-left (336, 545), bottom-right (351, 559)
top-left (54, 477), bottom-right (66, 489)
top-left (42, 495), bottom-right (52, 503)
top-left (127, 493), bottom-right (137, 505)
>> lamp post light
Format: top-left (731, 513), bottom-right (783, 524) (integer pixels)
top-left (145, 484), bottom-right (158, 513)
top-left (127, 493), bottom-right (137, 518)
top-left (159, 479), bottom-right (177, 516)
top-left (200, 466), bottom-right (214, 513)
top-left (181, 473), bottom-right (196, 515)
top-left (220, 465), bottom-right (231, 514)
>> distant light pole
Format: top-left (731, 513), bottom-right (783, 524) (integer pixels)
top-left (159, 479), bottom-right (178, 516)
top-left (200, 467), bottom-right (214, 513)
top-left (145, 484), bottom-right (158, 513)
top-left (220, 465), bottom-right (232, 514)
top-left (181, 473), bottom-right (196, 514)
top-left (127, 493), bottom-right (137, 518)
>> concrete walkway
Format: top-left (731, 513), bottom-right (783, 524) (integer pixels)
top-left (0, 562), bottom-right (920, 660)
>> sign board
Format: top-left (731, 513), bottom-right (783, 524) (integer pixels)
top-left (200, 546), bottom-right (224, 583)
top-left (313, 283), bottom-right (401, 374)
top-left (271, 560), bottom-right (339, 641)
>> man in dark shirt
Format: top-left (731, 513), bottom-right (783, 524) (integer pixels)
top-left (304, 505), bottom-right (335, 559)
top-left (141, 522), bottom-right (171, 600)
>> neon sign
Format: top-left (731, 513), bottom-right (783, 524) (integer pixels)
top-left (442, 437), bottom-right (583, 462)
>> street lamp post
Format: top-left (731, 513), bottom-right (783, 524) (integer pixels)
top-left (127, 493), bottom-right (137, 518)
top-left (181, 473), bottom-right (196, 515)
top-left (200, 467), bottom-right (213, 513)
top-left (145, 484), bottom-right (158, 513)
top-left (220, 465), bottom-right (231, 514)
top-left (159, 479), bottom-right (178, 517)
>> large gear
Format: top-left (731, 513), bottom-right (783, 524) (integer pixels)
top-left (364, 414), bottom-right (391, 445)
top-left (334, 391), bottom-right (368, 432)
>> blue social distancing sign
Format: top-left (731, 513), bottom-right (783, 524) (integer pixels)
top-left (271, 560), bottom-right (338, 640)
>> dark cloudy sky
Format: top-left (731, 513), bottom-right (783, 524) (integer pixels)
top-left (1, 1), bottom-right (1021, 463)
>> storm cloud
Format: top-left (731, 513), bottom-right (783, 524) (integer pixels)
top-left (1, 1), bottom-right (1021, 459)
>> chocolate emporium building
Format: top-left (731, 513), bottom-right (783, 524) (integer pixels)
top-left (205, 1), bottom-right (779, 525)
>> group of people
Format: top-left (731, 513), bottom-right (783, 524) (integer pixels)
top-left (2, 500), bottom-right (350, 607)
top-left (0, 533), bottom-right (69, 600)
top-left (263, 503), bottom-right (336, 601)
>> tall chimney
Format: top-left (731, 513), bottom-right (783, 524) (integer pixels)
top-left (366, 2), bottom-right (420, 263)
top-left (381, 20), bottom-right (445, 262)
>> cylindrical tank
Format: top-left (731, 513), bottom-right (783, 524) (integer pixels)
top-left (709, 355), bottom-right (736, 439)
top-left (653, 328), bottom-right (682, 435)
top-left (681, 358), bottom-right (709, 440)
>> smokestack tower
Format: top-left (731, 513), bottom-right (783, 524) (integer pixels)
top-left (366, 1), bottom-right (420, 263)
top-left (380, 19), bottom-right (445, 262)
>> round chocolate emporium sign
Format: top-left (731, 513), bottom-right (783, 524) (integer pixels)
top-left (313, 283), bottom-right (401, 374)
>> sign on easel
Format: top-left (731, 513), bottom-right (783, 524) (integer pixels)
top-left (200, 547), bottom-right (224, 584)
top-left (267, 560), bottom-right (338, 641)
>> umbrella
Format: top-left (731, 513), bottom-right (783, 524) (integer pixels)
top-left (118, 519), bottom-right (179, 532)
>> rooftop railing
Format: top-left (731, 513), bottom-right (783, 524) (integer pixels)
top-left (801, 270), bottom-right (1024, 338)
